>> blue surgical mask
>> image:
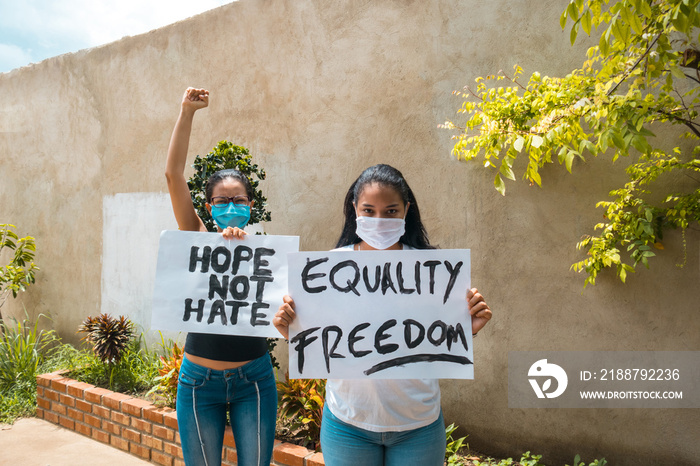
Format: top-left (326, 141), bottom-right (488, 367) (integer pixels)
top-left (211, 203), bottom-right (251, 229)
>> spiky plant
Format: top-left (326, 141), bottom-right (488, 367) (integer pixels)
top-left (78, 314), bottom-right (134, 365)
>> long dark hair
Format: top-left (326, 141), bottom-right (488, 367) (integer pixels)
top-left (204, 169), bottom-right (253, 203)
top-left (335, 164), bottom-right (434, 249)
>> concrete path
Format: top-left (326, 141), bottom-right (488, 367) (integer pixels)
top-left (0, 417), bottom-right (151, 466)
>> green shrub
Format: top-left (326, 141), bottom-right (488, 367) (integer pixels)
top-left (473, 451), bottom-right (545, 466)
top-left (0, 381), bottom-right (37, 424)
top-left (471, 451), bottom-right (607, 466)
top-left (276, 374), bottom-right (326, 451)
top-left (68, 336), bottom-right (159, 394)
top-left (0, 316), bottom-right (57, 423)
top-left (568, 455), bottom-right (607, 466)
top-left (0, 224), bottom-right (39, 303)
top-left (445, 423), bottom-right (468, 465)
top-left (186, 141), bottom-right (271, 232)
top-left (73, 314), bottom-right (160, 393)
top-left (147, 341), bottom-right (183, 408)
top-left (0, 317), bottom-right (56, 392)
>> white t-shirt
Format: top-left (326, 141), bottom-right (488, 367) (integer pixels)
top-left (325, 244), bottom-right (441, 432)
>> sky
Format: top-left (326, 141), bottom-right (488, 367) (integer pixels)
top-left (0, 1), bottom-right (235, 74)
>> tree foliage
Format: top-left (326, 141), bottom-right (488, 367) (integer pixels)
top-left (0, 224), bottom-right (38, 319)
top-left (277, 374), bottom-right (326, 451)
top-left (186, 141), bottom-right (272, 233)
top-left (444, 0), bottom-right (700, 286)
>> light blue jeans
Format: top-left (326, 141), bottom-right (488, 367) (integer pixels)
top-left (320, 405), bottom-right (446, 466)
top-left (176, 353), bottom-right (277, 466)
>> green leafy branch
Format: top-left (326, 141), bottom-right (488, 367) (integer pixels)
top-left (443, 0), bottom-right (700, 285)
top-left (0, 224), bottom-right (39, 314)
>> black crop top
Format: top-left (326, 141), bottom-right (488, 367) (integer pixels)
top-left (184, 333), bottom-right (268, 362)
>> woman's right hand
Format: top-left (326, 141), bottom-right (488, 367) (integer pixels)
top-left (222, 226), bottom-right (248, 240)
top-left (182, 87), bottom-right (209, 112)
top-left (274, 295), bottom-right (296, 340)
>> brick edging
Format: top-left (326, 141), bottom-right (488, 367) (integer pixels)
top-left (36, 371), bottom-right (324, 466)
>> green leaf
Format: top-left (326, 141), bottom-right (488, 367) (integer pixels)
top-left (629, 10), bottom-right (644, 34)
top-left (514, 136), bottom-right (525, 152)
top-left (565, 150), bottom-right (575, 173)
top-left (611, 131), bottom-right (626, 150)
top-left (494, 174), bottom-right (506, 196)
top-left (571, 21), bottom-right (580, 45)
top-left (560, 8), bottom-right (568, 29)
top-left (567, 2), bottom-right (579, 23)
top-left (599, 27), bottom-right (611, 55)
top-left (669, 65), bottom-right (686, 79)
top-left (581, 9), bottom-right (592, 35)
top-left (500, 163), bottom-right (516, 181)
top-left (636, 126), bottom-right (656, 137)
top-left (673, 13), bottom-right (689, 33)
top-left (531, 135), bottom-right (544, 148)
top-left (630, 135), bottom-right (650, 154)
top-left (558, 147), bottom-right (568, 164)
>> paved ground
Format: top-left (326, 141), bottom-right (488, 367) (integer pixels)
top-left (0, 417), bottom-right (151, 466)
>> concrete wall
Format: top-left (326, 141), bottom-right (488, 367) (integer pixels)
top-left (0, 0), bottom-right (697, 464)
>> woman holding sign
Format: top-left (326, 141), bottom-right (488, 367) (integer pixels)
top-left (274, 164), bottom-right (492, 466)
top-left (166, 87), bottom-right (277, 466)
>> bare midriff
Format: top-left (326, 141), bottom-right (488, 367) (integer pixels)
top-left (184, 352), bottom-right (251, 370)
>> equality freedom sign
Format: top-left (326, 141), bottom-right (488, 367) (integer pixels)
top-left (287, 249), bottom-right (473, 379)
top-left (151, 231), bottom-right (299, 338)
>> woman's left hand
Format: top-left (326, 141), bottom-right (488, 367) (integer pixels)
top-left (222, 226), bottom-right (247, 240)
top-left (467, 288), bottom-right (492, 335)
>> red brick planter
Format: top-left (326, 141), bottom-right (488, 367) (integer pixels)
top-left (36, 371), bottom-right (324, 466)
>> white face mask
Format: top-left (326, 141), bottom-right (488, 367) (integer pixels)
top-left (355, 216), bottom-right (405, 250)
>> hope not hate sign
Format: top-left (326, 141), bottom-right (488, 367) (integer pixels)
top-left (151, 231), bottom-right (299, 338)
top-left (287, 249), bottom-right (473, 379)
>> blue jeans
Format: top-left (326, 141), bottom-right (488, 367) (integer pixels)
top-left (320, 405), bottom-right (446, 466)
top-left (176, 353), bottom-right (277, 466)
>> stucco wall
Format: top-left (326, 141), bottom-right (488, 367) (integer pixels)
top-left (1, 1), bottom-right (698, 464)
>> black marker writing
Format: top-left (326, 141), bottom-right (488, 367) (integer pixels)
top-left (183, 245), bottom-right (278, 327)
top-left (364, 354), bottom-right (472, 376)
top-left (292, 318), bottom-right (469, 374)
top-left (442, 261), bottom-right (463, 305)
top-left (299, 258), bottom-right (463, 303)
top-left (301, 257), bottom-right (329, 293)
top-left (348, 323), bottom-right (371, 357)
top-left (290, 327), bottom-right (321, 374)
top-left (330, 260), bottom-right (360, 296)
top-left (322, 326), bottom-right (345, 373)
